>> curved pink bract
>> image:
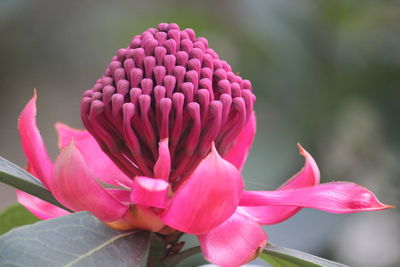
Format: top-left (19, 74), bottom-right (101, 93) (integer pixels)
top-left (131, 176), bottom-right (169, 208)
top-left (224, 112), bottom-right (256, 171)
top-left (161, 145), bottom-right (244, 234)
top-left (52, 143), bottom-right (129, 222)
top-left (18, 90), bottom-right (53, 189)
top-left (16, 190), bottom-right (69, 220)
top-left (198, 212), bottom-right (267, 267)
top-left (238, 144), bottom-right (321, 225)
top-left (240, 182), bottom-right (392, 213)
top-left (55, 123), bottom-right (132, 187)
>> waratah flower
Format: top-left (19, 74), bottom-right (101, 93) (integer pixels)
top-left (17, 23), bottom-right (392, 267)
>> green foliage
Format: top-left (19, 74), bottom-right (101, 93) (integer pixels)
top-left (0, 212), bottom-right (151, 267)
top-left (0, 204), bottom-right (39, 235)
top-left (260, 243), bottom-right (348, 267)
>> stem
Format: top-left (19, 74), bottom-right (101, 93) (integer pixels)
top-left (163, 246), bottom-right (202, 266)
top-left (145, 233), bottom-right (202, 267)
top-left (146, 234), bottom-right (168, 267)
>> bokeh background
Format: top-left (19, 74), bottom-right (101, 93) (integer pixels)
top-left (0, 0), bottom-right (399, 266)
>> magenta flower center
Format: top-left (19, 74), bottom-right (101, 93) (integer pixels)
top-left (81, 23), bottom-right (255, 181)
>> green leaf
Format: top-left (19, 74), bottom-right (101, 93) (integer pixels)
top-left (260, 243), bottom-right (348, 267)
top-left (0, 212), bottom-right (151, 267)
top-left (0, 204), bottom-right (40, 235)
top-left (0, 156), bottom-right (69, 211)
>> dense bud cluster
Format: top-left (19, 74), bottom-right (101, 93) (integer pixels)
top-left (81, 23), bottom-right (255, 181)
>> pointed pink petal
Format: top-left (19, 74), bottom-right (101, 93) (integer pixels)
top-left (55, 123), bottom-right (132, 187)
top-left (52, 142), bottom-right (128, 222)
top-left (240, 182), bottom-right (393, 213)
top-left (21, 163), bottom-right (73, 219)
top-left (280, 144), bottom-right (320, 188)
top-left (223, 112), bottom-right (256, 171)
top-left (198, 212), bottom-right (267, 267)
top-left (236, 206), bottom-right (300, 225)
top-left (16, 190), bottom-right (69, 220)
top-left (153, 139), bottom-right (171, 181)
top-left (18, 90), bottom-right (53, 188)
top-left (161, 144), bottom-right (244, 234)
top-left (238, 144), bottom-right (320, 225)
top-left (130, 176), bottom-right (169, 208)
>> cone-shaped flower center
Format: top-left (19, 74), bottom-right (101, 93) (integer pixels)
top-left (81, 23), bottom-right (255, 181)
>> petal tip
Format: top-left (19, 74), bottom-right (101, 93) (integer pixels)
top-left (55, 122), bottom-right (70, 148)
top-left (296, 143), bottom-right (310, 158)
top-left (377, 203), bottom-right (395, 210)
top-left (54, 121), bottom-right (67, 130)
top-left (19, 90), bottom-right (38, 122)
top-left (297, 142), bottom-right (304, 154)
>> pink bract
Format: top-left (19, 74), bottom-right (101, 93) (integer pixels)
top-left (17, 23), bottom-right (392, 267)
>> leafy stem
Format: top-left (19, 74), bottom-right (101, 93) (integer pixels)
top-left (145, 233), bottom-right (202, 267)
top-left (146, 234), bottom-right (168, 267)
top-left (163, 246), bottom-right (202, 266)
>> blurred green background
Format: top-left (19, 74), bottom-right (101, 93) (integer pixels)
top-left (0, 0), bottom-right (399, 266)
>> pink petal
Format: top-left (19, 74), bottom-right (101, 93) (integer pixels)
top-left (153, 139), bottom-right (171, 180)
top-left (52, 142), bottom-right (128, 222)
top-left (240, 182), bottom-right (393, 213)
top-left (236, 206), bottom-right (300, 226)
top-left (238, 144), bottom-right (320, 225)
top-left (198, 212), bottom-right (267, 267)
top-left (223, 112), bottom-right (256, 171)
top-left (55, 123), bottom-right (132, 187)
top-left (21, 163), bottom-right (72, 219)
top-left (161, 144), bottom-right (244, 234)
top-left (18, 90), bottom-right (53, 189)
top-left (280, 144), bottom-right (320, 188)
top-left (16, 190), bottom-right (69, 220)
top-left (131, 176), bottom-right (169, 208)
top-left (107, 188), bottom-right (131, 203)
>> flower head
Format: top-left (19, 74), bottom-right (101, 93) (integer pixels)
top-left (80, 22), bottom-right (255, 183)
top-left (16, 23), bottom-right (393, 267)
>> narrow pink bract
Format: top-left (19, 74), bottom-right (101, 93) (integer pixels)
top-left (52, 143), bottom-right (128, 222)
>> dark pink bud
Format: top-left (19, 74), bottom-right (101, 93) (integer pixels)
top-left (176, 51), bottom-right (189, 66)
top-left (123, 58), bottom-right (135, 75)
top-left (130, 68), bottom-right (143, 88)
top-left (143, 38), bottom-right (158, 56)
top-left (154, 46), bottom-right (167, 65)
top-left (130, 37), bottom-right (141, 48)
top-left (144, 56), bottom-right (156, 78)
top-left (164, 55), bottom-right (176, 75)
top-left (180, 39), bottom-right (193, 53)
top-left (168, 29), bottom-right (180, 44)
top-left (155, 31), bottom-right (167, 45)
top-left (81, 23), bottom-right (256, 181)
top-left (141, 78), bottom-right (153, 95)
top-left (189, 48), bottom-right (203, 61)
top-left (154, 66), bottom-right (166, 85)
top-left (185, 28), bottom-right (196, 42)
top-left (163, 75), bottom-right (176, 98)
top-left (164, 39), bottom-right (177, 55)
top-left (188, 58), bottom-right (201, 74)
top-left (202, 54), bottom-right (214, 69)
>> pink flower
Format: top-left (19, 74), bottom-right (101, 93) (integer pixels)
top-left (17, 23), bottom-right (392, 267)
